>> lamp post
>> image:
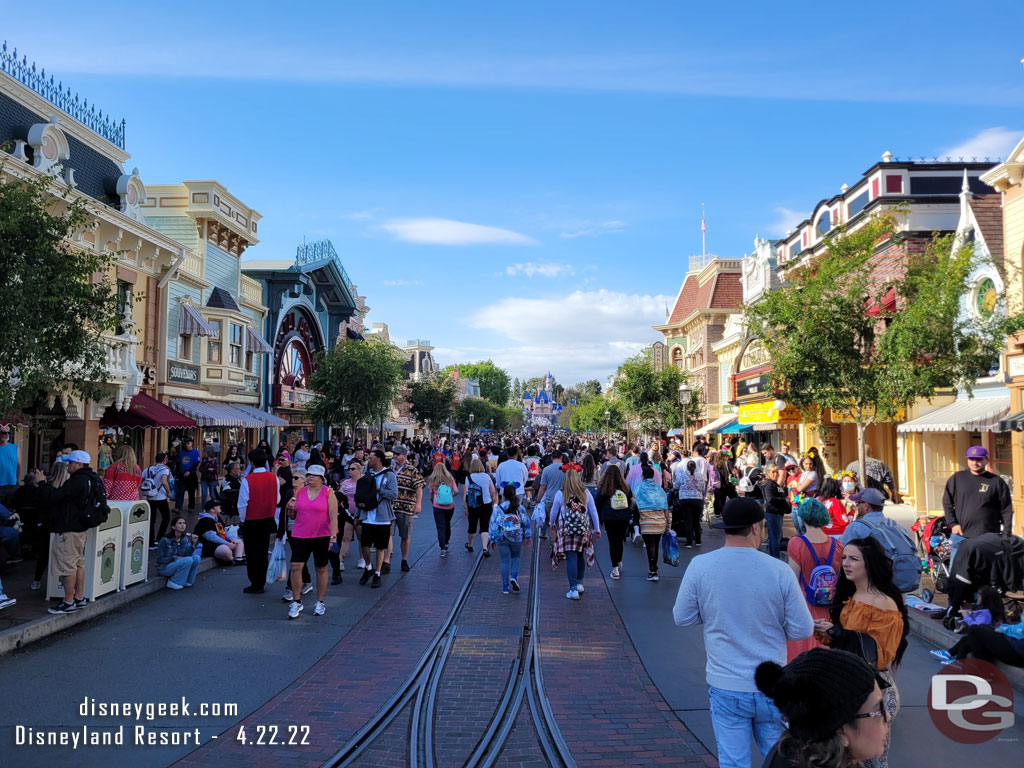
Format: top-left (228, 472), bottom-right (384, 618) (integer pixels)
top-left (604, 409), bottom-right (610, 442)
top-left (678, 383), bottom-right (692, 447)
top-left (469, 412), bottom-right (474, 434)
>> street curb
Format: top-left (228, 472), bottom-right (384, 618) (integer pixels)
top-left (907, 609), bottom-right (1024, 694)
top-left (0, 558), bottom-right (219, 657)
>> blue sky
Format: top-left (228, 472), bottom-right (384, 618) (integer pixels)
top-left (18, 1), bottom-right (1024, 385)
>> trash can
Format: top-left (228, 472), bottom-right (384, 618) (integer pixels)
top-left (112, 500), bottom-right (150, 589)
top-left (83, 505), bottom-right (123, 601)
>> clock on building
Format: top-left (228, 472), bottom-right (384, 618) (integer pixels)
top-left (975, 277), bottom-right (997, 319)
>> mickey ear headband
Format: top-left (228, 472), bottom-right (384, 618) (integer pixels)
top-left (559, 463), bottom-right (582, 473)
top-left (499, 481), bottom-right (522, 489)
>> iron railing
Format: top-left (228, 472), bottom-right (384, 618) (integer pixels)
top-left (295, 238), bottom-right (354, 289)
top-left (1, 42), bottom-right (126, 149)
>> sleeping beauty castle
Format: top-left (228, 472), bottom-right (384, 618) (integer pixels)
top-left (521, 372), bottom-right (563, 429)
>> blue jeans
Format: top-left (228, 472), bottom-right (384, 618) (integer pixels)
top-left (707, 685), bottom-right (783, 768)
top-left (159, 553), bottom-right (201, 587)
top-left (790, 508), bottom-right (805, 536)
top-left (565, 550), bottom-right (585, 590)
top-left (949, 532), bottom-right (965, 567)
top-left (0, 525), bottom-right (19, 559)
top-left (496, 540), bottom-right (522, 590)
top-left (201, 480), bottom-right (219, 507)
top-left (765, 513), bottom-right (783, 558)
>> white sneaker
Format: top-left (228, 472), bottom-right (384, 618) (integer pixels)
top-left (611, 567), bottom-right (620, 580)
top-left (339, 561), bottom-right (345, 572)
top-left (313, 601), bottom-right (326, 616)
top-left (282, 589), bottom-right (294, 602)
top-left (288, 601), bottom-right (303, 619)
top-left (647, 572), bottom-right (659, 582)
top-left (565, 589), bottom-right (580, 600)
top-left (632, 532), bottom-right (643, 546)
top-left (356, 559), bottom-right (366, 570)
top-left (0, 594), bottom-right (15, 609)
top-left (576, 583), bottom-right (585, 594)
top-left (301, 583), bottom-right (313, 595)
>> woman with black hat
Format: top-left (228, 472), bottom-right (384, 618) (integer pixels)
top-left (756, 648), bottom-right (890, 767)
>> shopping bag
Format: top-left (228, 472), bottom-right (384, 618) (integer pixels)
top-left (225, 525), bottom-right (240, 542)
top-left (266, 536), bottom-right (288, 584)
top-left (661, 529), bottom-right (679, 567)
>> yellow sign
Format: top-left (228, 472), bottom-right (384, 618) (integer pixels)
top-left (738, 402), bottom-right (803, 425)
top-left (830, 405), bottom-right (905, 424)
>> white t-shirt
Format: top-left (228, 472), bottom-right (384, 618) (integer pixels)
top-left (466, 472), bottom-right (492, 504)
top-left (495, 459), bottom-right (529, 497)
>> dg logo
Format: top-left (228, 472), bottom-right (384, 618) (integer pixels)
top-left (928, 658), bottom-right (1015, 744)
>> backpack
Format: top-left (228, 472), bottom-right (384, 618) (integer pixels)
top-left (797, 536), bottom-right (839, 606)
top-left (489, 502), bottom-right (524, 544)
top-left (466, 478), bottom-right (484, 509)
top-left (610, 490), bottom-right (629, 510)
top-left (451, 453), bottom-right (461, 471)
top-left (140, 465), bottom-right (161, 498)
top-left (435, 483), bottom-right (454, 506)
top-left (858, 517), bottom-right (922, 593)
top-left (355, 470), bottom-right (389, 511)
top-left (526, 458), bottom-right (539, 479)
top-left (562, 495), bottom-right (589, 537)
top-left (78, 472), bottom-right (111, 530)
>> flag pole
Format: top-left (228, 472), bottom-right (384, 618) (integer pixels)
top-left (701, 202), bottom-right (706, 259)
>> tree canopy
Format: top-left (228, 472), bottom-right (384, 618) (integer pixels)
top-left (453, 396), bottom-right (509, 432)
top-left (306, 339), bottom-right (405, 431)
top-left (0, 168), bottom-right (121, 416)
top-left (568, 395), bottom-right (623, 433)
top-left (407, 374), bottom-right (458, 432)
top-left (615, 353), bottom-right (700, 437)
top-left (441, 360), bottom-right (511, 406)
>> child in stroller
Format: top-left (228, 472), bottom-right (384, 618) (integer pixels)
top-left (912, 514), bottom-right (953, 599)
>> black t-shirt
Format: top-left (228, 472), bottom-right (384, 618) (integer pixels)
top-left (193, 516), bottom-right (223, 558)
top-left (943, 470), bottom-right (1012, 538)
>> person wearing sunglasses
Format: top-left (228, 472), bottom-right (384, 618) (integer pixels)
top-left (756, 648), bottom-right (890, 768)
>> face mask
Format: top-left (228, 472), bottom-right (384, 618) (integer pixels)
top-left (842, 482), bottom-right (855, 492)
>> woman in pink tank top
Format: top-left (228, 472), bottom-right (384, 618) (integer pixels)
top-left (283, 465), bottom-right (338, 619)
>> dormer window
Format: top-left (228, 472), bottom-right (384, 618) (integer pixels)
top-left (816, 210), bottom-right (831, 236)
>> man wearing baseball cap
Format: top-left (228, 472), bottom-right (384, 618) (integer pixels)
top-left (942, 445), bottom-right (1013, 563)
top-left (673, 497), bottom-right (813, 767)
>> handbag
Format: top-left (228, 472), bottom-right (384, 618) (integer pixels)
top-left (828, 627), bottom-right (879, 669)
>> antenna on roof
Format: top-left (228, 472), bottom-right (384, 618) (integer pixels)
top-left (701, 202), bottom-right (707, 259)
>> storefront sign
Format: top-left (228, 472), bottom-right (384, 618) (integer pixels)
top-left (736, 374), bottom-right (769, 399)
top-left (1006, 354), bottom-right (1024, 379)
top-left (167, 362), bottom-right (200, 386)
top-left (738, 401), bottom-right (803, 425)
top-left (830, 404), bottom-right (905, 423)
top-left (243, 375), bottom-right (259, 393)
top-left (721, 404), bottom-right (737, 414)
top-left (137, 364), bottom-right (157, 387)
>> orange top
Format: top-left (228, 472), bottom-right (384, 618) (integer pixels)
top-left (840, 598), bottom-right (904, 670)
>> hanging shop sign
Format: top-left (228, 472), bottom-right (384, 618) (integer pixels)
top-left (738, 401), bottom-right (802, 425)
top-left (167, 362), bottom-right (200, 386)
top-left (736, 374), bottom-right (769, 399)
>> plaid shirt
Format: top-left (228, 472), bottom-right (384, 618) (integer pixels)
top-left (393, 461), bottom-right (425, 515)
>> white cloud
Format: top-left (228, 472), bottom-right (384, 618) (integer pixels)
top-left (505, 262), bottom-right (573, 278)
top-left (379, 218), bottom-right (537, 246)
top-left (343, 209), bottom-right (380, 220)
top-left (769, 206), bottom-right (807, 236)
top-left (940, 127), bottom-right (1024, 162)
top-left (433, 289), bottom-right (670, 382)
top-left (382, 279), bottom-right (424, 286)
top-left (560, 220), bottom-right (627, 239)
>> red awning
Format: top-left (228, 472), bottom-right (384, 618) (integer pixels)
top-left (101, 392), bottom-right (198, 429)
top-left (866, 287), bottom-right (898, 317)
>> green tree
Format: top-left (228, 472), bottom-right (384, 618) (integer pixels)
top-left (306, 339), bottom-right (405, 433)
top-left (504, 407), bottom-right (525, 431)
top-left (441, 360), bottom-right (511, 406)
top-left (0, 168), bottom-right (121, 416)
top-left (407, 374), bottom-right (458, 433)
top-left (616, 353), bottom-right (700, 439)
top-left (453, 396), bottom-right (507, 432)
top-left (509, 377), bottom-right (523, 406)
top-left (746, 214), bottom-right (1018, 481)
top-left (569, 395), bottom-right (623, 433)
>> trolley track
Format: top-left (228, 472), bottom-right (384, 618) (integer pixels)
top-left (321, 533), bottom-right (574, 768)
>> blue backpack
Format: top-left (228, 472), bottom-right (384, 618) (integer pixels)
top-left (435, 483), bottom-right (454, 506)
top-left (797, 536), bottom-right (839, 606)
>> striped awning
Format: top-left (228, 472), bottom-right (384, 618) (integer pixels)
top-left (897, 396), bottom-right (1010, 433)
top-left (246, 326), bottom-right (274, 354)
top-left (232, 404), bottom-right (289, 427)
top-left (695, 413), bottom-right (738, 436)
top-left (178, 303), bottom-right (218, 337)
top-left (169, 399), bottom-right (264, 427)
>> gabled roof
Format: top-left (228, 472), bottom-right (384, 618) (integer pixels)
top-left (970, 194), bottom-right (1003, 258)
top-left (206, 286), bottom-right (240, 312)
top-left (666, 271), bottom-right (743, 326)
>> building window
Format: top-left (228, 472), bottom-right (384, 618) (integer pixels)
top-left (246, 349), bottom-right (254, 373)
top-left (848, 190), bottom-right (870, 218)
top-left (816, 210), bottom-right (831, 236)
top-left (115, 280), bottom-right (132, 335)
top-left (885, 174), bottom-right (903, 194)
top-left (207, 320), bottom-right (222, 364)
top-left (178, 334), bottom-right (192, 361)
top-left (229, 323), bottom-right (243, 366)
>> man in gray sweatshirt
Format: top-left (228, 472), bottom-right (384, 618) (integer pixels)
top-left (673, 497), bottom-right (813, 768)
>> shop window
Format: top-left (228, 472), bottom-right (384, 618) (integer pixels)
top-left (246, 349), bottom-right (254, 372)
top-left (207, 320), bottom-right (222, 364)
top-left (178, 334), bottom-right (192, 361)
top-left (229, 323), bottom-right (242, 366)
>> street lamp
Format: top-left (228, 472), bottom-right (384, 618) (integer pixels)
top-left (604, 409), bottom-right (610, 442)
top-left (490, 418), bottom-right (494, 430)
top-left (678, 383), bottom-right (692, 446)
top-left (469, 412), bottom-right (475, 433)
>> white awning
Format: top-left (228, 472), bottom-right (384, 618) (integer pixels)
top-left (169, 399), bottom-right (264, 428)
top-left (178, 303), bottom-right (218, 337)
top-left (232, 404), bottom-right (288, 427)
top-left (897, 396), bottom-right (1010, 433)
top-left (695, 413), bottom-right (737, 436)
top-left (246, 326), bottom-right (274, 354)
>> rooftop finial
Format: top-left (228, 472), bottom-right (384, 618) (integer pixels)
top-left (881, 150), bottom-right (893, 163)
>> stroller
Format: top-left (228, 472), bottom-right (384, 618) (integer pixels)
top-left (912, 514), bottom-right (953, 598)
top-left (941, 532), bottom-right (1024, 630)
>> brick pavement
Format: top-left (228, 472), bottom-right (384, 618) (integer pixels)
top-left (537, 552), bottom-right (714, 767)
